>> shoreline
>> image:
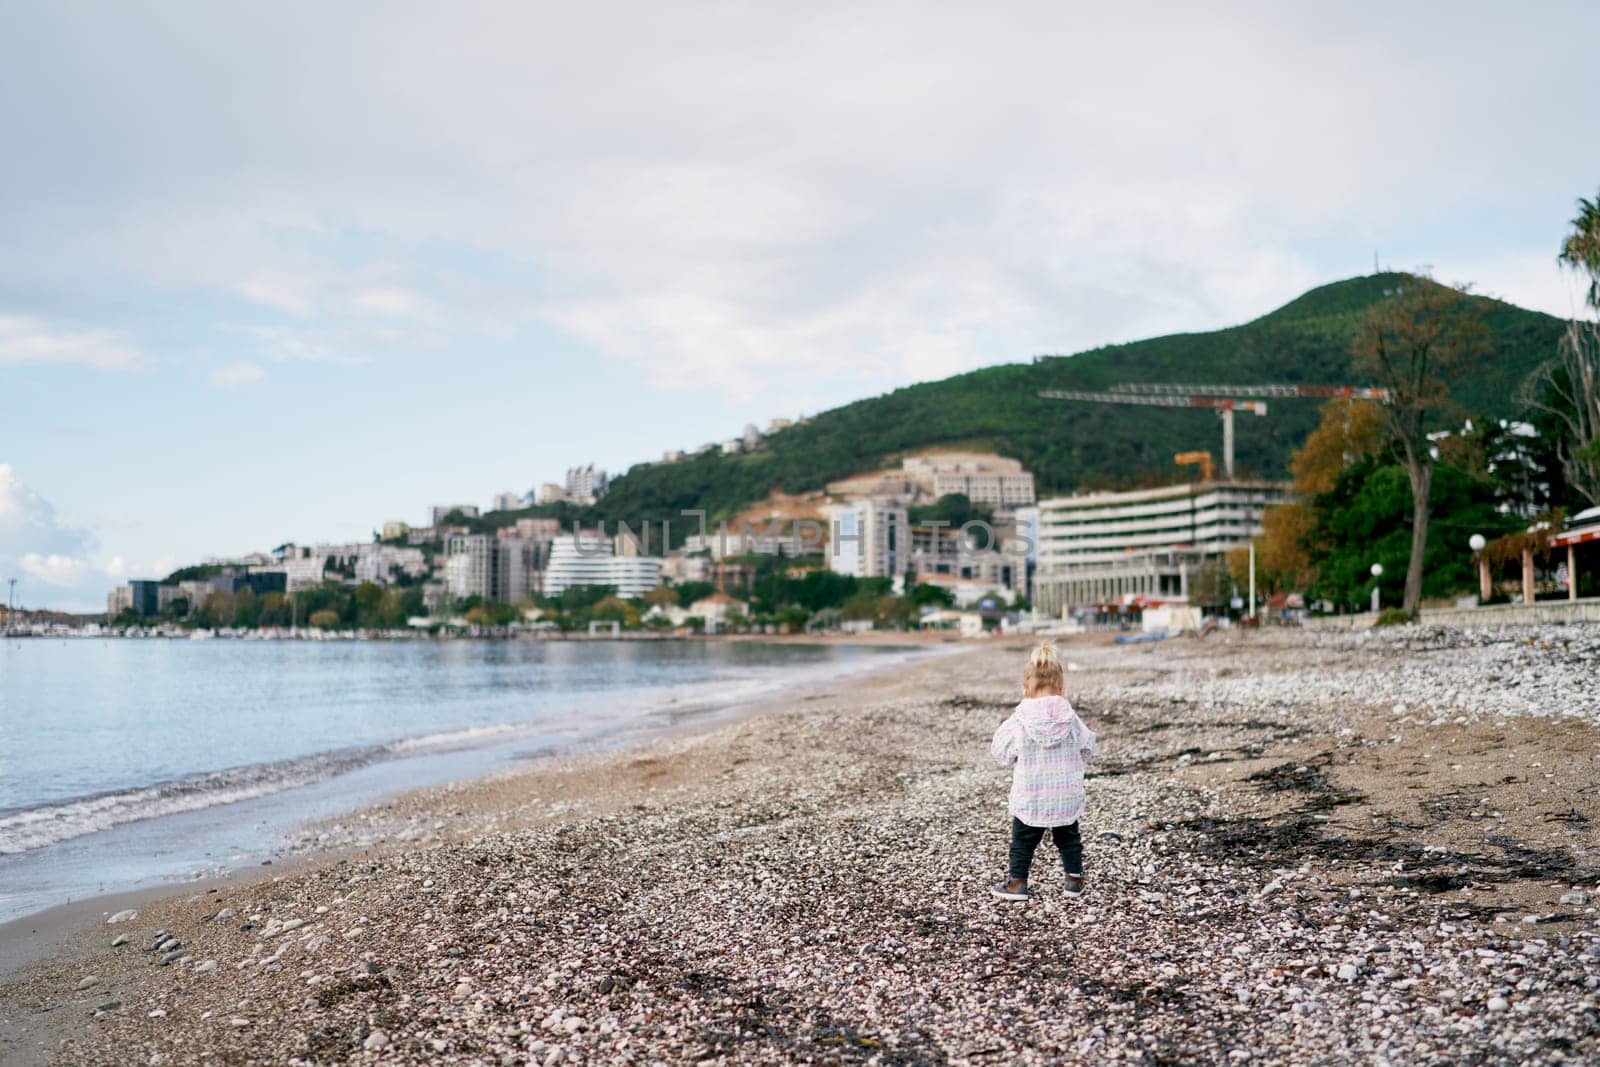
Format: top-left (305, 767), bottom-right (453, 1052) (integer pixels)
top-left (6, 625), bottom-right (1600, 1064)
top-left (1, 636), bottom-right (953, 924)
top-left (10, 629), bottom-right (965, 643)
top-left (0, 640), bottom-right (972, 981)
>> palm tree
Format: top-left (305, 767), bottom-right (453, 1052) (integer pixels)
top-left (1559, 191), bottom-right (1600, 311)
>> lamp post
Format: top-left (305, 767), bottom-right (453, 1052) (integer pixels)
top-left (1369, 563), bottom-right (1383, 614)
top-left (1469, 534), bottom-right (1488, 604)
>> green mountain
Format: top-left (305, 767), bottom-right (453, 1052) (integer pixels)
top-left (583, 273), bottom-right (1566, 531)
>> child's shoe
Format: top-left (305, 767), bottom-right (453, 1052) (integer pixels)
top-left (990, 878), bottom-right (1032, 901)
top-left (1063, 874), bottom-right (1085, 896)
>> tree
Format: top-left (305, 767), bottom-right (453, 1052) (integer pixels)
top-left (1189, 558), bottom-right (1235, 606)
top-left (1246, 397), bottom-right (1386, 595)
top-left (1353, 277), bottom-right (1491, 613)
top-left (642, 584), bottom-right (678, 609)
top-left (1522, 192), bottom-right (1600, 506)
top-left (308, 609), bottom-right (341, 629)
top-left (1559, 190), bottom-right (1600, 311)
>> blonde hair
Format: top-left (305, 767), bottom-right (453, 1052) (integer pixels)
top-left (1023, 640), bottom-right (1065, 696)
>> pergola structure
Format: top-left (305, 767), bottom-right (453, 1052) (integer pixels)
top-left (1550, 515), bottom-right (1600, 601)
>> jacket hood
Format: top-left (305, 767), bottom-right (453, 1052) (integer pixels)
top-left (1014, 695), bottom-right (1081, 747)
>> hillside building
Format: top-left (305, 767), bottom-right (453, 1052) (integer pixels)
top-left (430, 504), bottom-right (480, 525)
top-left (564, 464), bottom-right (608, 505)
top-left (827, 452), bottom-right (1035, 511)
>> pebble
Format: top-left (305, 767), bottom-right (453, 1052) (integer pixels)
top-left (194, 959), bottom-right (218, 974)
top-left (110, 934), bottom-right (130, 948)
top-left (105, 909), bottom-right (137, 925)
top-left (36, 630), bottom-right (1600, 1066)
top-left (76, 976), bottom-right (99, 991)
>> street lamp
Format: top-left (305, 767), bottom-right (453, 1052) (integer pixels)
top-left (1369, 562), bottom-right (1384, 613)
top-left (1469, 534), bottom-right (1488, 604)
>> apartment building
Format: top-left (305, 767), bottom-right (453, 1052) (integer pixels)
top-left (444, 534), bottom-right (541, 602)
top-left (821, 499), bottom-right (908, 579)
top-left (541, 533), bottom-right (662, 598)
top-left (1032, 480), bottom-right (1292, 615)
top-left (564, 464), bottom-right (608, 505)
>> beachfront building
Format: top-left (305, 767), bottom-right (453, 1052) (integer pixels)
top-left (542, 533), bottom-right (663, 598)
top-left (690, 591), bottom-right (744, 631)
top-left (908, 521), bottom-right (1026, 592)
top-left (821, 499), bottom-right (908, 579)
top-left (106, 584), bottom-right (134, 617)
top-left (492, 489), bottom-right (526, 512)
top-left (445, 534), bottom-right (542, 602)
top-left (1032, 480), bottom-right (1292, 616)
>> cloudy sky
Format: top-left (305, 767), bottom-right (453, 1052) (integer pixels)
top-left (4, 2), bottom-right (1598, 611)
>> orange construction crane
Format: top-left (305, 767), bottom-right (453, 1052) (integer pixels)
top-left (1174, 450), bottom-right (1215, 483)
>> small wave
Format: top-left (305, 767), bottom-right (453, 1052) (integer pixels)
top-left (0, 717), bottom-right (560, 856)
top-left (0, 643), bottom-right (940, 857)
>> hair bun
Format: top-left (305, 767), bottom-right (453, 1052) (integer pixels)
top-left (1028, 640), bottom-right (1060, 669)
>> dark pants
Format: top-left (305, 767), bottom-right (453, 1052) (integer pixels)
top-left (1008, 816), bottom-right (1082, 881)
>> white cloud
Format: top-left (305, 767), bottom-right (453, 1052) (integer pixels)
top-left (1, 3), bottom-right (1596, 404)
top-left (236, 274), bottom-right (317, 317)
top-left (0, 314), bottom-right (140, 369)
top-left (351, 287), bottom-right (425, 318)
top-left (208, 361), bottom-right (266, 388)
top-left (20, 552), bottom-right (90, 585)
top-left (0, 464), bottom-right (100, 603)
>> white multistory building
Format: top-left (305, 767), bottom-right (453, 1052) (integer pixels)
top-left (900, 453), bottom-right (1036, 509)
top-left (492, 490), bottom-right (526, 512)
top-left (563, 465), bottom-right (608, 505)
top-left (827, 452), bottom-right (1036, 511)
top-left (542, 533), bottom-right (662, 598)
top-left (1031, 480), bottom-right (1292, 615)
top-left (444, 534), bottom-right (540, 602)
top-left (353, 545), bottom-right (427, 585)
top-left (821, 499), bottom-right (908, 579)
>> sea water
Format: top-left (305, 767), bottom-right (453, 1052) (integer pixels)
top-left (0, 637), bottom-right (920, 922)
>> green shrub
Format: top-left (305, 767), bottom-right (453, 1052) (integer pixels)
top-left (1373, 607), bottom-right (1417, 627)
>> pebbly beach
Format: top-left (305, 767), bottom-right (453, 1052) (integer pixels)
top-left (5, 625), bottom-right (1600, 1065)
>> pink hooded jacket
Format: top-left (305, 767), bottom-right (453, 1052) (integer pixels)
top-left (990, 695), bottom-right (1096, 827)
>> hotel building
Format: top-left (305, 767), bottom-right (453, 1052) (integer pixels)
top-left (1032, 480), bottom-right (1292, 615)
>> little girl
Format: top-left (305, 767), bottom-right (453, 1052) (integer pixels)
top-left (990, 640), bottom-right (1096, 900)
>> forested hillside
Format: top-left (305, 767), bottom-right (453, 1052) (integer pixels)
top-left (570, 273), bottom-right (1565, 530)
